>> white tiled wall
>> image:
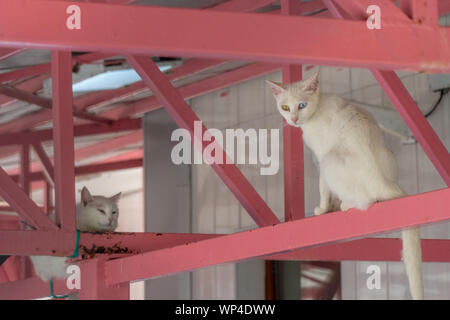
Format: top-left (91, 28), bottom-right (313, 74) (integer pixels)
top-left (190, 61), bottom-right (450, 299)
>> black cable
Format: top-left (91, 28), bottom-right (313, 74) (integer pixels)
top-left (0, 255), bottom-right (9, 266)
top-left (424, 88), bottom-right (450, 118)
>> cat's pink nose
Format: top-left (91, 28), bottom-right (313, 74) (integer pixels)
top-left (291, 116), bottom-right (298, 123)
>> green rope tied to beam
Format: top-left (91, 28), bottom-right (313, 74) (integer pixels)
top-left (68, 229), bottom-right (81, 259)
top-left (48, 229), bottom-right (80, 299)
top-left (49, 279), bottom-right (68, 299)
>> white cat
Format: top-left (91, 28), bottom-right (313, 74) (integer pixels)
top-left (30, 187), bottom-right (121, 282)
top-left (267, 72), bottom-right (423, 300)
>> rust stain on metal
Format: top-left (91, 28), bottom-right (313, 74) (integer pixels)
top-left (79, 243), bottom-right (134, 260)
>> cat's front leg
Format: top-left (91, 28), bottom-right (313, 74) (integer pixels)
top-left (314, 174), bottom-right (331, 216)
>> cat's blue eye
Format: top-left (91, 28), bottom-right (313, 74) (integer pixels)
top-left (112, 211), bottom-right (117, 215)
top-left (298, 102), bottom-right (307, 109)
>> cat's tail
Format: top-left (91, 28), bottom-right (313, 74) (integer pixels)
top-left (402, 227), bottom-right (423, 300)
top-left (381, 184), bottom-right (424, 300)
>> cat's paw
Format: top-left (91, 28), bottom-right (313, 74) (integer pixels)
top-left (314, 206), bottom-right (328, 216)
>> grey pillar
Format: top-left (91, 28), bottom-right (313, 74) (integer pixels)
top-left (143, 109), bottom-right (192, 300)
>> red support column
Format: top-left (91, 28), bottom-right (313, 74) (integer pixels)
top-left (79, 258), bottom-right (129, 300)
top-left (126, 55), bottom-right (280, 227)
top-left (51, 51), bottom-right (76, 231)
top-left (44, 182), bottom-right (52, 216)
top-left (281, 0), bottom-right (304, 221)
top-left (31, 142), bottom-right (54, 187)
top-left (19, 144), bottom-right (30, 196)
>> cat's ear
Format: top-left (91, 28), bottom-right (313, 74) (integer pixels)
top-left (266, 80), bottom-right (286, 98)
top-left (81, 186), bottom-right (93, 206)
top-left (303, 72), bottom-right (319, 93)
top-left (110, 192), bottom-right (122, 203)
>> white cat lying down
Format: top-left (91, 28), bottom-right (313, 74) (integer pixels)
top-left (30, 187), bottom-right (121, 281)
top-left (267, 72), bottom-right (423, 300)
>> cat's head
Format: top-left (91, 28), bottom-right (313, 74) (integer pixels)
top-left (266, 72), bottom-right (320, 127)
top-left (79, 186), bottom-right (122, 232)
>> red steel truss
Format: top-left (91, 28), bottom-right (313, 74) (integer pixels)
top-left (0, 0), bottom-right (449, 299)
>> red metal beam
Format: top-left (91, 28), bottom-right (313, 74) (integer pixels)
top-left (0, 118), bottom-right (141, 147)
top-left (19, 144), bottom-right (31, 196)
top-left (1, 1), bottom-right (449, 72)
top-left (74, 130), bottom-right (142, 162)
top-left (78, 258), bottom-right (129, 300)
top-left (78, 232), bottom-right (450, 263)
top-left (326, 0), bottom-right (450, 186)
top-left (373, 71), bottom-right (450, 185)
top-left (31, 142), bottom-right (55, 186)
top-left (0, 167), bottom-right (56, 230)
top-left (0, 58), bottom-right (227, 135)
top-left (7, 135), bottom-right (143, 183)
top-left (0, 52), bottom-right (113, 85)
top-left (0, 230), bottom-right (75, 255)
top-left (267, 238), bottom-right (450, 262)
top-left (281, 0), bottom-right (304, 222)
top-left (1, 257), bottom-right (21, 282)
top-left (104, 188), bottom-right (449, 284)
top-left (8, 151), bottom-right (142, 193)
top-left (0, 63), bottom-right (50, 84)
top-left (127, 55), bottom-right (280, 227)
top-left (0, 48), bottom-right (23, 61)
top-left (51, 51), bottom-right (76, 231)
top-left (0, 0), bottom-right (277, 135)
top-left (0, 74), bottom-right (48, 108)
top-left (439, 0), bottom-right (450, 16)
top-left (79, 232), bottom-right (218, 256)
top-left (211, 0), bottom-right (276, 12)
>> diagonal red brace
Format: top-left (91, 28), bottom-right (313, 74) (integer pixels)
top-left (126, 55), bottom-right (280, 227)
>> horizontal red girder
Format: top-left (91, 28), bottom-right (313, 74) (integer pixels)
top-left (79, 232), bottom-right (450, 263)
top-left (0, 230), bottom-right (76, 255)
top-left (9, 155), bottom-right (142, 183)
top-left (1, 1), bottom-right (449, 72)
top-left (79, 232), bottom-right (219, 255)
top-left (0, 118), bottom-right (141, 147)
top-left (267, 238), bottom-right (450, 262)
top-left (104, 188), bottom-right (450, 284)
